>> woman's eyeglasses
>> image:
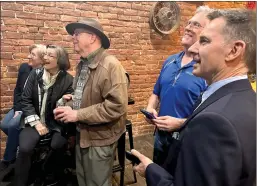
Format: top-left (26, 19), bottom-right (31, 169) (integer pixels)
top-left (46, 44), bottom-right (57, 49)
top-left (43, 44), bottom-right (57, 58)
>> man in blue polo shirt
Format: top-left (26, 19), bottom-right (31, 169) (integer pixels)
top-left (145, 6), bottom-right (212, 166)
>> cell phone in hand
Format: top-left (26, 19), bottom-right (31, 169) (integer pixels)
top-left (140, 109), bottom-right (156, 119)
top-left (125, 151), bottom-right (141, 165)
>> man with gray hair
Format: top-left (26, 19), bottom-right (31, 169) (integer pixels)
top-left (54, 18), bottom-right (128, 186)
top-left (145, 6), bottom-right (212, 166)
top-left (132, 9), bottom-right (256, 186)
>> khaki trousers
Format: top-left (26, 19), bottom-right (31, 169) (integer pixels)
top-left (76, 133), bottom-right (117, 186)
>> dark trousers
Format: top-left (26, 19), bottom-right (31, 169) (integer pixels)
top-left (153, 130), bottom-right (174, 166)
top-left (14, 127), bottom-right (67, 186)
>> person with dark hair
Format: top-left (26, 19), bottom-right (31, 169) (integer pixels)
top-left (132, 9), bottom-right (256, 186)
top-left (0, 44), bottom-right (46, 175)
top-left (14, 45), bottom-right (74, 186)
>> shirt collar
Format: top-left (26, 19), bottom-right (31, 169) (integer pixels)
top-left (80, 47), bottom-right (103, 63)
top-left (176, 51), bottom-right (196, 68)
top-left (201, 75), bottom-right (248, 104)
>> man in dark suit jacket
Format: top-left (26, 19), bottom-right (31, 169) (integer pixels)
top-left (131, 9), bottom-right (256, 186)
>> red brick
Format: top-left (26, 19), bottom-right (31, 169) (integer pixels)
top-left (22, 2), bottom-right (56, 7)
top-left (2, 46), bottom-right (20, 53)
top-left (36, 14), bottom-right (60, 21)
top-left (108, 7), bottom-right (124, 15)
top-left (80, 11), bottom-right (98, 18)
top-left (62, 9), bottom-right (81, 17)
top-left (117, 15), bottom-right (131, 21)
top-left (21, 46), bottom-right (29, 53)
top-left (17, 39), bottom-right (34, 46)
top-left (56, 2), bottom-right (76, 9)
top-left (25, 19), bottom-right (44, 26)
top-left (89, 2), bottom-right (117, 7)
top-left (109, 20), bottom-right (125, 27)
top-left (76, 3), bottom-right (93, 11)
top-left (7, 66), bottom-right (18, 72)
top-left (98, 13), bottom-right (117, 19)
top-left (92, 5), bottom-right (109, 13)
top-left (13, 52), bottom-right (29, 59)
top-left (60, 15), bottom-right (78, 22)
top-left (1, 10), bottom-right (15, 17)
top-left (44, 21), bottom-right (64, 28)
top-left (3, 18), bottom-right (25, 25)
top-left (117, 2), bottom-right (131, 9)
top-left (2, 2), bottom-right (23, 10)
top-left (16, 11), bottom-right (35, 19)
top-left (1, 52), bottom-right (13, 59)
top-left (4, 32), bottom-right (21, 39)
top-left (43, 7), bottom-right (63, 15)
top-left (59, 29), bottom-right (69, 35)
top-left (1, 25), bottom-right (15, 32)
top-left (124, 9), bottom-right (138, 16)
top-left (28, 27), bottom-right (39, 33)
top-left (48, 28), bottom-right (59, 35)
top-left (43, 34), bottom-right (63, 41)
top-left (1, 96), bottom-right (12, 103)
top-left (18, 26), bottom-right (29, 33)
top-left (5, 72), bottom-right (18, 78)
top-left (24, 5), bottom-right (44, 13)
top-left (23, 33), bottom-right (43, 40)
top-left (38, 27), bottom-right (49, 34)
top-left (138, 11), bottom-right (149, 17)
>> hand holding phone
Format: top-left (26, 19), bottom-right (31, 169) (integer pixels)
top-left (125, 151), bottom-right (141, 164)
top-left (140, 109), bottom-right (156, 120)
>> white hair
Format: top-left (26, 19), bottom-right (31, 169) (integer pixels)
top-left (196, 6), bottom-right (214, 14)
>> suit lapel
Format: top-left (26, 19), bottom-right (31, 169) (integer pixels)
top-left (179, 79), bottom-right (252, 132)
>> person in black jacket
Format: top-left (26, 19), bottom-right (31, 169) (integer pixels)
top-left (0, 44), bottom-right (46, 173)
top-left (14, 45), bottom-right (74, 186)
top-left (131, 9), bottom-right (256, 186)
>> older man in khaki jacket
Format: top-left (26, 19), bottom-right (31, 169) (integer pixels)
top-left (54, 18), bottom-right (128, 186)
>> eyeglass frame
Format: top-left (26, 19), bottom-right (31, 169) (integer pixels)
top-left (73, 29), bottom-right (94, 37)
top-left (186, 21), bottom-right (203, 29)
top-left (43, 45), bottom-right (58, 58)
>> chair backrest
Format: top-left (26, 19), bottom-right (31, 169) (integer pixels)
top-left (125, 72), bottom-right (130, 89)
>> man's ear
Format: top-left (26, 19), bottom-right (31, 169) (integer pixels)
top-left (90, 34), bottom-right (97, 44)
top-left (225, 40), bottom-right (246, 62)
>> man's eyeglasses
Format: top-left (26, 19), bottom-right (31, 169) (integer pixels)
top-left (73, 30), bottom-right (93, 37)
top-left (186, 21), bottom-right (203, 29)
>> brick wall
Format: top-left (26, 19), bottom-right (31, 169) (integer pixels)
top-left (0, 2), bottom-right (246, 155)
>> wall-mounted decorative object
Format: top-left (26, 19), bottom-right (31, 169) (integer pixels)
top-left (149, 2), bottom-right (180, 35)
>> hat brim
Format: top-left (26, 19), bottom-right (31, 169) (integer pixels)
top-left (66, 22), bottom-right (110, 49)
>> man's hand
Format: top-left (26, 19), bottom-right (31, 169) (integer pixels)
top-left (152, 116), bottom-right (186, 132)
top-left (53, 106), bottom-right (78, 123)
top-left (131, 149), bottom-right (153, 177)
top-left (35, 123), bottom-right (49, 136)
top-left (144, 108), bottom-right (158, 124)
top-left (62, 94), bottom-right (73, 101)
top-left (13, 111), bottom-right (22, 118)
